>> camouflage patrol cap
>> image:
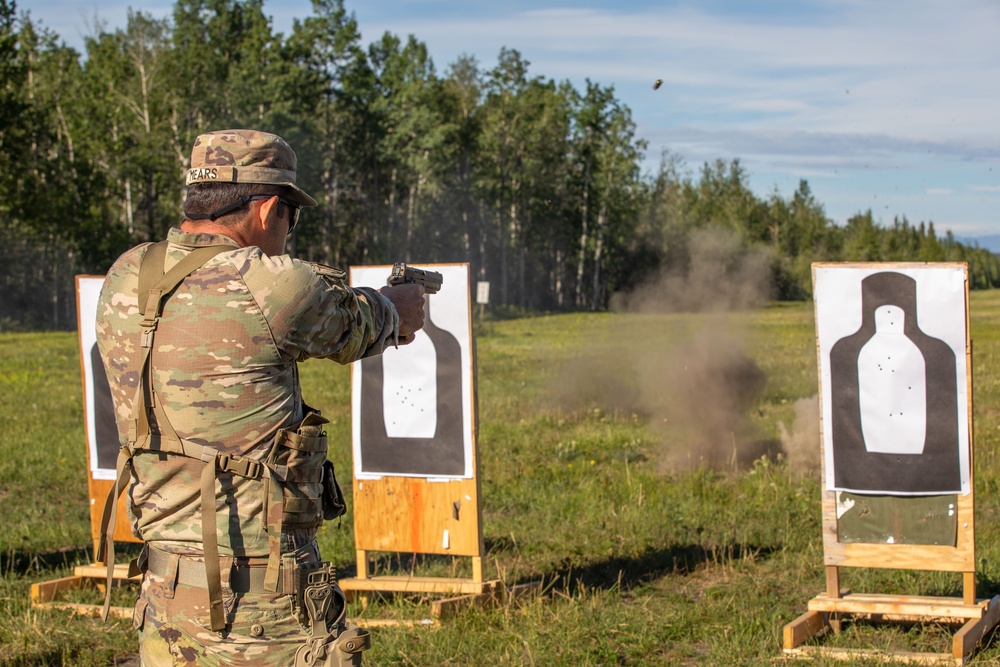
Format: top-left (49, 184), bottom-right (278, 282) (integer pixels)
top-left (186, 129), bottom-right (317, 207)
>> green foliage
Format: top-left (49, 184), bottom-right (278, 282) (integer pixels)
top-left (634, 158), bottom-right (1000, 305)
top-left (2, 2), bottom-right (996, 331)
top-left (8, 297), bottom-right (1000, 664)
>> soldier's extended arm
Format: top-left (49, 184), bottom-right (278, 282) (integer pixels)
top-left (387, 263), bottom-right (443, 294)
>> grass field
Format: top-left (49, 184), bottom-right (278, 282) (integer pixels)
top-left (4, 293), bottom-right (1000, 665)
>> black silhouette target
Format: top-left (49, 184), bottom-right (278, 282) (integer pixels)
top-left (351, 265), bottom-right (474, 479)
top-left (77, 276), bottom-right (120, 480)
top-left (815, 265), bottom-right (970, 496)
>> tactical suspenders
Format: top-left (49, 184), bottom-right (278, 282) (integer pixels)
top-left (95, 239), bottom-right (370, 661)
top-left (96, 240), bottom-right (238, 629)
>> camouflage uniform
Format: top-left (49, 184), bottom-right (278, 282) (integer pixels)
top-left (96, 130), bottom-right (392, 666)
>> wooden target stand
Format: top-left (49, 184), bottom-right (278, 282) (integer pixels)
top-left (338, 475), bottom-right (510, 622)
top-left (783, 263), bottom-right (1000, 665)
top-left (339, 264), bottom-right (538, 622)
top-left (31, 275), bottom-right (142, 618)
top-left (29, 487), bottom-right (141, 618)
top-left (783, 487), bottom-right (1000, 664)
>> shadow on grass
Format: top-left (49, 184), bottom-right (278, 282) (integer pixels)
top-left (6, 538), bottom-right (773, 602)
top-left (976, 570), bottom-right (1000, 600)
top-left (2, 542), bottom-right (144, 576)
top-left (547, 542), bottom-right (775, 594)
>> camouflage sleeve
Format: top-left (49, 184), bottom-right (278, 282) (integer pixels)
top-left (94, 245), bottom-right (148, 440)
top-left (236, 251), bottom-right (399, 363)
top-left (351, 285), bottom-right (400, 357)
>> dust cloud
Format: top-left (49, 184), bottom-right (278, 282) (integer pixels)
top-left (609, 226), bottom-right (775, 314)
top-left (779, 396), bottom-right (822, 476)
top-left (551, 227), bottom-right (796, 472)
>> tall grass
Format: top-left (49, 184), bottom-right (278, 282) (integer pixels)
top-left (3, 294), bottom-right (1000, 665)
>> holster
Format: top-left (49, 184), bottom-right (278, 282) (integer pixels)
top-left (293, 563), bottom-right (371, 667)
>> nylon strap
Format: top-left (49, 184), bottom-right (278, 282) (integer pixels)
top-left (264, 468), bottom-right (284, 592)
top-left (97, 240), bottom-right (237, 625)
top-left (135, 243), bottom-right (238, 442)
top-left (96, 445), bottom-right (133, 622)
top-left (145, 545), bottom-right (293, 594)
top-left (136, 241), bottom-right (168, 314)
top-left (201, 452), bottom-right (227, 630)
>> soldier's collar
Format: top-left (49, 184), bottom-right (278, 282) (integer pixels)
top-left (167, 226), bottom-right (242, 249)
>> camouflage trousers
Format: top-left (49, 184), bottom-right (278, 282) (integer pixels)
top-left (134, 542), bottom-right (350, 666)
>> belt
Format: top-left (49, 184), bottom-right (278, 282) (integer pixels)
top-left (145, 545), bottom-right (296, 594)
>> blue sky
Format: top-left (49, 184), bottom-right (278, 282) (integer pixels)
top-left (24, 0), bottom-right (1000, 240)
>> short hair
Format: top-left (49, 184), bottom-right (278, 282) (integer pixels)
top-left (183, 182), bottom-right (295, 224)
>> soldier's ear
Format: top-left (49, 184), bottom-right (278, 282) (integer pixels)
top-left (257, 196), bottom-right (281, 231)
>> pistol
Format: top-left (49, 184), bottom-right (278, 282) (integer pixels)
top-left (388, 263), bottom-right (443, 294)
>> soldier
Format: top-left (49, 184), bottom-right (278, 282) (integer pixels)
top-left (95, 129), bottom-right (425, 665)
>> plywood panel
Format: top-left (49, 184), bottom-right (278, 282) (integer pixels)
top-left (87, 479), bottom-right (135, 552)
top-left (352, 475), bottom-right (482, 557)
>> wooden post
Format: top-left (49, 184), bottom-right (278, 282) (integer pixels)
top-left (355, 550), bottom-right (368, 579)
top-left (825, 566), bottom-right (840, 599)
top-left (964, 571), bottom-right (976, 606)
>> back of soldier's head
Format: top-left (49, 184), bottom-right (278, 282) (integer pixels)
top-left (182, 129), bottom-right (316, 223)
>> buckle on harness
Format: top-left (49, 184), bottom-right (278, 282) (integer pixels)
top-left (139, 317), bottom-right (158, 348)
top-left (216, 453), bottom-right (263, 479)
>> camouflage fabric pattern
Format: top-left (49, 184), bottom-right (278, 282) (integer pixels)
top-left (187, 129), bottom-right (318, 207)
top-left (134, 542), bottom-right (344, 666)
top-left (96, 227), bottom-right (398, 556)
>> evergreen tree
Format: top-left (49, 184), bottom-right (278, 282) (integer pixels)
top-left (1, 0), bottom-right (997, 328)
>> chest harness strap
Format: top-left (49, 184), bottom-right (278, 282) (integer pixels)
top-left (96, 241), bottom-right (239, 630)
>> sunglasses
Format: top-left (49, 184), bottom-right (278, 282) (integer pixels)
top-left (202, 195), bottom-right (302, 234)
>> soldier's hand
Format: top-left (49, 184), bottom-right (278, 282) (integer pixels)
top-left (379, 283), bottom-right (425, 345)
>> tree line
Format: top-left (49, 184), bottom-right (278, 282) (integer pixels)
top-left (1, 0), bottom-right (997, 330)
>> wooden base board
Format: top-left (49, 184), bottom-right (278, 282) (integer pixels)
top-left (432, 581), bottom-right (543, 620)
top-left (30, 563), bottom-right (444, 628)
top-left (808, 593), bottom-right (990, 620)
top-left (30, 563), bottom-right (140, 620)
top-left (786, 645), bottom-right (977, 665)
top-left (338, 575), bottom-right (501, 597)
top-left (339, 576), bottom-right (543, 622)
top-left (353, 618), bottom-right (439, 628)
top-left (34, 564), bottom-right (541, 629)
top-left (783, 594), bottom-right (1000, 666)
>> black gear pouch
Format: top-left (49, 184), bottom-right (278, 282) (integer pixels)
top-left (321, 460), bottom-right (347, 520)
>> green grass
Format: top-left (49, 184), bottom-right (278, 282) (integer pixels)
top-left (4, 294), bottom-right (1000, 665)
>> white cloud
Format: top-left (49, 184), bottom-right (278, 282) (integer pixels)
top-left (732, 99), bottom-right (814, 113)
top-left (927, 188), bottom-right (953, 196)
top-left (646, 127), bottom-right (1000, 164)
top-left (369, 1), bottom-right (1000, 144)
